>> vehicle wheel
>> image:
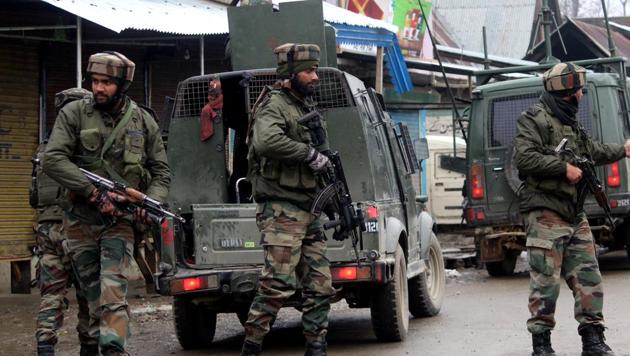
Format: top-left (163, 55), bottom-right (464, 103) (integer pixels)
top-left (173, 296), bottom-right (216, 349)
top-left (485, 249), bottom-right (519, 276)
top-left (370, 245), bottom-right (409, 342)
top-left (409, 232), bottom-right (445, 318)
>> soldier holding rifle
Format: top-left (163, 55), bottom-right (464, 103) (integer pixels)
top-left (43, 51), bottom-right (170, 356)
top-left (515, 62), bottom-right (630, 356)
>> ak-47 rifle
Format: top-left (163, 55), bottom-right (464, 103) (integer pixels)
top-left (554, 138), bottom-right (615, 228)
top-left (298, 111), bottom-right (365, 262)
top-left (80, 168), bottom-right (185, 225)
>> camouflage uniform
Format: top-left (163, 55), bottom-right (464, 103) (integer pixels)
top-left (244, 43), bottom-right (335, 352)
top-left (515, 63), bottom-right (623, 355)
top-left (43, 52), bottom-right (170, 355)
top-left (31, 137), bottom-right (95, 354)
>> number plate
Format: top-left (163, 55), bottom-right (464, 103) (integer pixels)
top-left (365, 221), bottom-right (378, 233)
top-left (617, 199), bottom-right (630, 207)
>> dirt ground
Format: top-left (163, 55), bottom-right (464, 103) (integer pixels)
top-left (1, 250), bottom-right (629, 356)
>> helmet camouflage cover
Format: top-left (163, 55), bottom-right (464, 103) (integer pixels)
top-left (543, 62), bottom-right (586, 95)
top-left (86, 51), bottom-right (135, 88)
top-left (54, 88), bottom-right (92, 114)
top-left (274, 43), bottom-right (320, 76)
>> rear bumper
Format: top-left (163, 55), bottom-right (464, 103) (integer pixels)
top-left (157, 259), bottom-right (391, 297)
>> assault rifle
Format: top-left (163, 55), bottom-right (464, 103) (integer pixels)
top-left (298, 111), bottom-right (366, 261)
top-left (80, 168), bottom-right (185, 224)
top-left (554, 138), bottom-right (615, 228)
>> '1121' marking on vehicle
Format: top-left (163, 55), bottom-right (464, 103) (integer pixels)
top-left (365, 221), bottom-right (378, 233)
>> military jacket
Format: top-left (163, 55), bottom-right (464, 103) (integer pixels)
top-left (514, 101), bottom-right (624, 221)
top-left (247, 88), bottom-right (327, 209)
top-left (43, 96), bottom-right (170, 224)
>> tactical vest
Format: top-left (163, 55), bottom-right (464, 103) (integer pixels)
top-left (520, 103), bottom-right (591, 217)
top-left (29, 144), bottom-right (64, 223)
top-left (65, 97), bottom-right (153, 224)
top-left (247, 90), bottom-right (320, 206)
top-left (74, 97), bottom-right (150, 190)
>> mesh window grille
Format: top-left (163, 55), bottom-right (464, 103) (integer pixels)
top-left (490, 92), bottom-right (591, 147)
top-left (173, 69), bottom-right (352, 119)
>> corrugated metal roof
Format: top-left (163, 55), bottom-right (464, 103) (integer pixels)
top-left (41, 0), bottom-right (230, 35)
top-left (42, 0), bottom-right (398, 36)
top-left (572, 18), bottom-right (630, 58)
top-left (434, 0), bottom-right (537, 59)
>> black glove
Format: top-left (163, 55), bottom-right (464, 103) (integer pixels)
top-left (306, 148), bottom-right (330, 172)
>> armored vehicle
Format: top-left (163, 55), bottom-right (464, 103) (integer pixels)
top-left (464, 58), bottom-right (630, 276)
top-left (155, 67), bottom-right (446, 348)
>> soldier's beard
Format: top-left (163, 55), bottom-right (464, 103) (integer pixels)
top-left (291, 76), bottom-right (316, 97)
top-left (93, 93), bottom-right (121, 111)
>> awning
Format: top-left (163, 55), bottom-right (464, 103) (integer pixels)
top-left (42, 0), bottom-right (412, 92)
top-left (41, 0), bottom-right (230, 35)
top-left (333, 24), bottom-right (413, 93)
top-left (41, 0), bottom-right (398, 36)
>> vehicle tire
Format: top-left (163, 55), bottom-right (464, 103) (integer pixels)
top-left (173, 296), bottom-right (217, 349)
top-left (370, 245), bottom-right (409, 342)
top-left (485, 249), bottom-right (519, 276)
top-left (408, 232), bottom-right (445, 318)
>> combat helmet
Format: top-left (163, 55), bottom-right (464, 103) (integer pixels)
top-left (274, 43), bottom-right (320, 78)
top-left (542, 62), bottom-right (586, 96)
top-left (86, 51), bottom-right (135, 92)
top-left (54, 88), bottom-right (91, 114)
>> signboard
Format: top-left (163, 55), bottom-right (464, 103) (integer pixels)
top-left (346, 0), bottom-right (433, 59)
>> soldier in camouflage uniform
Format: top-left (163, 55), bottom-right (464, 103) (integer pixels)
top-left (242, 43), bottom-right (336, 356)
top-left (33, 88), bottom-right (98, 356)
top-left (43, 52), bottom-right (170, 356)
top-left (514, 62), bottom-right (630, 356)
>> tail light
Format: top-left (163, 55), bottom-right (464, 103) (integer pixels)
top-left (331, 265), bottom-right (373, 281)
top-left (470, 163), bottom-right (485, 199)
top-left (183, 277), bottom-right (202, 291)
top-left (607, 162), bottom-right (621, 188)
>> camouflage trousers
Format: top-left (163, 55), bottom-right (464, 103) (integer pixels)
top-left (64, 215), bottom-right (135, 354)
top-left (35, 222), bottom-right (93, 346)
top-left (524, 209), bottom-right (604, 334)
top-left (244, 201), bottom-right (336, 345)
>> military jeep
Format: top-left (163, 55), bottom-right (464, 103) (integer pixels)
top-left (464, 58), bottom-right (630, 276)
top-left (155, 67), bottom-right (445, 348)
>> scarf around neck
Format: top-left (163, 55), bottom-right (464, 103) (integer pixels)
top-left (540, 92), bottom-right (579, 126)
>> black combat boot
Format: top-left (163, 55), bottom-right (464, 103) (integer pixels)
top-left (241, 340), bottom-right (262, 356)
top-left (304, 340), bottom-right (327, 356)
top-left (79, 343), bottom-right (99, 356)
top-left (531, 330), bottom-right (556, 356)
top-left (580, 324), bottom-right (615, 356)
top-left (36, 342), bottom-right (55, 356)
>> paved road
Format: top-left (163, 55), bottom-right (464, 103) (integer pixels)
top-left (2, 251), bottom-right (629, 356)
